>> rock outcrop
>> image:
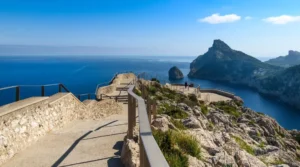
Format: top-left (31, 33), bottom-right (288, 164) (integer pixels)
top-left (168, 66), bottom-right (184, 80)
top-left (148, 81), bottom-right (300, 166)
top-left (188, 39), bottom-right (300, 110)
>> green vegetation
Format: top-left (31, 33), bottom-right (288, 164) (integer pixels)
top-left (275, 128), bottom-right (285, 138)
top-left (200, 104), bottom-right (209, 115)
top-left (188, 94), bottom-right (198, 103)
top-left (151, 78), bottom-right (160, 83)
top-left (233, 100), bottom-right (243, 107)
top-left (148, 86), bottom-right (157, 95)
top-left (207, 121), bottom-right (214, 131)
top-left (153, 129), bottom-right (201, 167)
top-left (258, 141), bottom-right (265, 148)
top-left (231, 135), bottom-right (255, 155)
top-left (271, 159), bottom-right (285, 165)
top-left (133, 88), bottom-right (142, 96)
top-left (213, 101), bottom-right (241, 119)
top-left (249, 120), bottom-right (255, 126)
top-left (170, 119), bottom-right (187, 130)
top-left (158, 103), bottom-right (189, 119)
top-left (257, 112), bottom-right (265, 116)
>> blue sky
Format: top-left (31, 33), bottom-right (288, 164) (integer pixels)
top-left (0, 0), bottom-right (300, 57)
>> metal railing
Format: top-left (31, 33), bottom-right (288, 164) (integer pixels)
top-left (127, 85), bottom-right (169, 167)
top-left (0, 83), bottom-right (70, 105)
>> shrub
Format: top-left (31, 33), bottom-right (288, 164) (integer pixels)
top-left (258, 141), bottom-right (265, 148)
top-left (153, 129), bottom-right (201, 167)
top-left (170, 119), bottom-right (187, 130)
top-left (188, 94), bottom-right (198, 103)
top-left (151, 78), bottom-right (160, 83)
top-left (231, 135), bottom-right (255, 155)
top-left (165, 108), bottom-right (189, 119)
top-left (175, 133), bottom-right (201, 159)
top-left (200, 104), bottom-right (209, 115)
top-left (207, 121), bottom-right (214, 131)
top-left (148, 86), bottom-right (157, 94)
top-left (214, 102), bottom-right (241, 119)
top-left (133, 88), bottom-right (142, 96)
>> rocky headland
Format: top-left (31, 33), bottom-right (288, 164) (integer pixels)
top-left (188, 39), bottom-right (300, 110)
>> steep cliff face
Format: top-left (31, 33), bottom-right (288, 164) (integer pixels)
top-left (188, 40), bottom-right (280, 84)
top-left (266, 50), bottom-right (300, 67)
top-left (188, 40), bottom-right (300, 109)
top-left (258, 65), bottom-right (300, 109)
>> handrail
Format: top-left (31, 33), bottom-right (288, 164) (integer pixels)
top-left (94, 72), bottom-right (119, 96)
top-left (127, 85), bottom-right (169, 167)
top-left (0, 83), bottom-right (70, 105)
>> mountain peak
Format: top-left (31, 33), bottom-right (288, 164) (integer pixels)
top-left (211, 39), bottom-right (232, 51)
top-left (288, 50), bottom-right (300, 56)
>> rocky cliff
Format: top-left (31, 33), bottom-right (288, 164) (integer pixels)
top-left (140, 80), bottom-right (300, 167)
top-left (266, 50), bottom-right (300, 67)
top-left (188, 40), bottom-right (300, 109)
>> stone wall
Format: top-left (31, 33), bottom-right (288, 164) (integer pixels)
top-left (0, 93), bottom-right (88, 165)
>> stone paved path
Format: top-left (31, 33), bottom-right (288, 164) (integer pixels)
top-left (2, 103), bottom-right (129, 167)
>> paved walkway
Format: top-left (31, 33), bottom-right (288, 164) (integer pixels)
top-left (2, 103), bottom-right (129, 167)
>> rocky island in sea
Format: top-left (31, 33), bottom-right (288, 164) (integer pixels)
top-left (188, 39), bottom-right (300, 110)
top-left (169, 66), bottom-right (184, 80)
top-left (123, 78), bottom-right (300, 167)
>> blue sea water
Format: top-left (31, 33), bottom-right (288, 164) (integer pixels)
top-left (0, 55), bottom-right (300, 130)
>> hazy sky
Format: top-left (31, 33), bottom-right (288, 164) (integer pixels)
top-left (0, 0), bottom-right (300, 57)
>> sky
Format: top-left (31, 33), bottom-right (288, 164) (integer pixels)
top-left (0, 0), bottom-right (300, 57)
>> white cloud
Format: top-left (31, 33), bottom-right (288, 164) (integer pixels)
top-left (199, 13), bottom-right (241, 24)
top-left (263, 15), bottom-right (300, 24)
top-left (245, 16), bottom-right (253, 20)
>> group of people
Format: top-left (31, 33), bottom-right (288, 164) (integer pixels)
top-left (184, 82), bottom-right (194, 89)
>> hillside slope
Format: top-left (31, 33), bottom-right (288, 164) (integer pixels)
top-left (266, 50), bottom-right (300, 67)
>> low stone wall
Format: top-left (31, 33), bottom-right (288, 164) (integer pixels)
top-left (200, 89), bottom-right (235, 98)
top-left (0, 93), bottom-right (96, 165)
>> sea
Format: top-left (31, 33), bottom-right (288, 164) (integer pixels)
top-left (1, 55), bottom-right (300, 130)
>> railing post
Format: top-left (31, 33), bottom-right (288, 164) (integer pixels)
top-left (41, 86), bottom-right (45, 96)
top-left (132, 95), bottom-right (136, 127)
top-left (16, 86), bottom-right (20, 101)
top-left (128, 94), bottom-right (133, 139)
top-left (140, 140), bottom-right (145, 167)
top-left (147, 97), bottom-right (152, 124)
top-left (58, 84), bottom-right (62, 92)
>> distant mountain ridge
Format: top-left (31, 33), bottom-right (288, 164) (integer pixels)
top-left (189, 39), bottom-right (300, 109)
top-left (266, 50), bottom-right (300, 67)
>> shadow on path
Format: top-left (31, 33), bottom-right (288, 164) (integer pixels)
top-left (58, 156), bottom-right (118, 167)
top-left (51, 120), bottom-right (118, 167)
top-left (82, 132), bottom-right (127, 140)
top-left (107, 140), bottom-right (124, 167)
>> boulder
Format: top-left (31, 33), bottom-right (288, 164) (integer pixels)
top-left (182, 116), bottom-right (202, 129)
top-left (168, 66), bottom-right (184, 80)
top-left (121, 139), bottom-right (140, 167)
top-left (235, 150), bottom-right (267, 167)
